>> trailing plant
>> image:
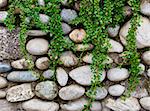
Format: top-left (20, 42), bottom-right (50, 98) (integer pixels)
top-left (123, 0), bottom-right (141, 97)
top-left (4, 0), bottom-right (75, 74)
top-left (72, 0), bottom-right (141, 110)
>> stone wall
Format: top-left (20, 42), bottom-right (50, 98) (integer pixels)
top-left (0, 0), bottom-right (150, 111)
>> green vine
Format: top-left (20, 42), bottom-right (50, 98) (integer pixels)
top-left (123, 0), bottom-right (141, 97)
top-left (72, 0), bottom-right (141, 110)
top-left (4, 0), bottom-right (74, 73)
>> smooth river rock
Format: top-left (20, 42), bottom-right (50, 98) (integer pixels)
top-left (22, 99), bottom-right (59, 111)
top-left (6, 84), bottom-right (34, 102)
top-left (35, 57), bottom-right (50, 70)
top-left (0, 77), bottom-right (8, 88)
top-left (60, 98), bottom-right (88, 111)
top-left (62, 22), bottom-right (71, 34)
top-left (11, 59), bottom-right (29, 69)
top-left (107, 68), bottom-right (129, 82)
top-left (26, 38), bottom-right (49, 55)
top-left (61, 98), bottom-right (102, 111)
top-left (108, 84), bottom-right (125, 96)
top-left (0, 11), bottom-right (8, 23)
top-left (59, 84), bottom-right (85, 100)
top-left (106, 97), bottom-right (141, 111)
top-left (42, 69), bottom-right (54, 79)
top-left (95, 87), bottom-right (108, 100)
top-left (119, 17), bottom-right (150, 49)
top-left (140, 97), bottom-right (150, 110)
top-left (69, 29), bottom-right (86, 43)
top-left (108, 25), bottom-right (120, 37)
top-left (7, 71), bottom-right (40, 82)
top-left (56, 67), bottom-right (68, 86)
top-left (0, 62), bottom-right (12, 73)
top-left (61, 9), bottom-right (77, 23)
top-left (69, 65), bottom-right (106, 86)
top-left (108, 39), bottom-right (123, 53)
top-left (0, 99), bottom-right (21, 111)
top-left (39, 14), bottom-right (50, 24)
top-left (140, 0), bottom-right (150, 16)
top-left (35, 81), bottom-right (58, 100)
top-left (142, 50), bottom-right (150, 65)
top-left (0, 90), bottom-right (6, 98)
top-left (38, 0), bottom-right (45, 6)
top-left (0, 0), bottom-right (7, 8)
top-left (60, 51), bottom-right (78, 67)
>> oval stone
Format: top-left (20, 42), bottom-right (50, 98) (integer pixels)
top-left (6, 84), bottom-right (34, 102)
top-left (26, 38), bottom-right (49, 55)
top-left (0, 62), bottom-right (12, 73)
top-left (59, 84), bottom-right (85, 100)
top-left (7, 71), bottom-right (40, 82)
top-left (107, 68), bottom-right (129, 82)
top-left (35, 81), bottom-right (58, 100)
top-left (22, 99), bottom-right (59, 111)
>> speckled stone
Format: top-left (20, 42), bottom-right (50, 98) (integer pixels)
top-left (6, 84), bottom-right (34, 102)
top-left (35, 81), bottom-right (58, 100)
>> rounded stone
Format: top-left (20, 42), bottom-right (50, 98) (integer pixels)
top-left (107, 68), bottom-right (129, 82)
top-left (119, 17), bottom-right (150, 49)
top-left (35, 81), bottom-right (58, 100)
top-left (22, 99), bottom-right (59, 111)
top-left (140, 0), bottom-right (150, 16)
top-left (106, 97), bottom-right (141, 111)
top-left (26, 38), bottom-right (49, 55)
top-left (62, 22), bottom-right (71, 34)
top-left (6, 84), bottom-right (34, 102)
top-left (39, 14), bottom-right (49, 24)
top-left (59, 84), bottom-right (85, 100)
top-left (91, 101), bottom-right (102, 111)
top-left (0, 0), bottom-right (7, 8)
top-left (123, 6), bottom-right (132, 17)
top-left (7, 71), bottom-right (40, 82)
top-left (35, 57), bottom-right (50, 70)
top-left (142, 51), bottom-right (150, 65)
top-left (108, 84), bottom-right (125, 96)
top-left (0, 11), bottom-right (8, 23)
top-left (0, 90), bottom-right (6, 98)
top-left (147, 68), bottom-right (150, 77)
top-left (27, 30), bottom-right (47, 36)
top-left (38, 0), bottom-right (45, 6)
top-left (60, 51), bottom-right (78, 67)
top-left (0, 77), bottom-right (8, 89)
top-left (138, 63), bottom-right (145, 74)
top-left (56, 67), bottom-right (68, 86)
top-left (108, 25), bottom-right (120, 37)
top-left (61, 9), bottom-right (77, 23)
top-left (140, 97), bottom-right (150, 110)
top-left (69, 65), bottom-right (106, 86)
top-left (95, 87), bottom-right (108, 100)
top-left (69, 29), bottom-right (86, 43)
top-left (60, 98), bottom-right (88, 111)
top-left (0, 62), bottom-right (12, 73)
top-left (42, 69), bottom-right (54, 79)
top-left (108, 39), bottom-right (123, 53)
top-left (11, 59), bottom-right (29, 69)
